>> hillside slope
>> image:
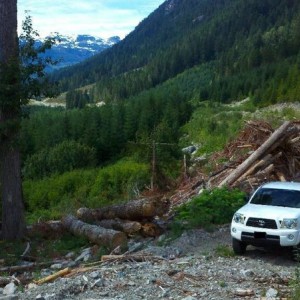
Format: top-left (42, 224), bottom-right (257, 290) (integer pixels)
top-left (52, 0), bottom-right (300, 106)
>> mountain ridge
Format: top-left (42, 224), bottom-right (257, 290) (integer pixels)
top-left (51, 0), bottom-right (300, 107)
top-left (36, 34), bottom-right (120, 70)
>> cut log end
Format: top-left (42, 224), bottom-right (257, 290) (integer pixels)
top-left (110, 231), bottom-right (128, 250)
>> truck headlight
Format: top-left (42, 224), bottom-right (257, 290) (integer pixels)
top-left (281, 219), bottom-right (298, 229)
top-left (233, 213), bottom-right (245, 224)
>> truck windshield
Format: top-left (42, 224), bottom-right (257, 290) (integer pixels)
top-left (250, 188), bottom-right (300, 208)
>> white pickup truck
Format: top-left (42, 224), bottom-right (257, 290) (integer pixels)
top-left (231, 182), bottom-right (300, 260)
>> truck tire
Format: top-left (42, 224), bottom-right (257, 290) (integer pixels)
top-left (232, 238), bottom-right (247, 255)
top-left (292, 244), bottom-right (300, 261)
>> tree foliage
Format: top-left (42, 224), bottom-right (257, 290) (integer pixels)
top-left (23, 140), bottom-right (97, 179)
top-left (19, 13), bottom-right (58, 102)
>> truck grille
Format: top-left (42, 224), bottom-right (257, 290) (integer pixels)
top-left (246, 217), bottom-right (277, 229)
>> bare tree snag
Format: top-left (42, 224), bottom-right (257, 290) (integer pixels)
top-left (77, 197), bottom-right (170, 222)
top-left (219, 121), bottom-right (291, 187)
top-left (96, 219), bottom-right (142, 235)
top-left (62, 215), bottom-right (128, 250)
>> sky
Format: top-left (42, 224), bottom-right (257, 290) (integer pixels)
top-left (18, 0), bottom-right (165, 39)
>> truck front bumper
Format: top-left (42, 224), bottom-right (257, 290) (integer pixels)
top-left (231, 224), bottom-right (300, 247)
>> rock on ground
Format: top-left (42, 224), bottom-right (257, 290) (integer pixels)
top-left (2, 226), bottom-right (297, 300)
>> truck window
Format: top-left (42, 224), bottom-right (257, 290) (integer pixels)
top-left (250, 188), bottom-right (300, 208)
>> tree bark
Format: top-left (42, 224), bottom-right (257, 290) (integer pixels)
top-left (95, 219), bottom-right (142, 235)
top-left (27, 221), bottom-right (64, 238)
top-left (219, 121), bottom-right (291, 187)
top-left (77, 197), bottom-right (170, 222)
top-left (0, 0), bottom-right (26, 240)
top-left (62, 215), bottom-right (128, 251)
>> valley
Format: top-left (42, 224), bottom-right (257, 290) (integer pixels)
top-left (1, 0), bottom-right (300, 298)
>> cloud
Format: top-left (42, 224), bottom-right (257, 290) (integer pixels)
top-left (18, 0), bottom-right (165, 38)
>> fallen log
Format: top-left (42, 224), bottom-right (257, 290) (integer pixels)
top-left (77, 197), bottom-right (170, 222)
top-left (276, 171), bottom-right (287, 182)
top-left (34, 267), bottom-right (71, 285)
top-left (253, 163), bottom-right (275, 179)
top-left (235, 152), bottom-right (282, 185)
top-left (141, 223), bottom-right (161, 237)
top-left (237, 164), bottom-right (276, 189)
top-left (0, 261), bottom-right (58, 274)
top-left (219, 121), bottom-right (292, 187)
top-left (237, 153), bottom-right (273, 179)
top-left (288, 136), bottom-right (300, 145)
top-left (62, 215), bottom-right (128, 251)
top-left (101, 254), bottom-right (164, 263)
top-left (95, 219), bottom-right (142, 235)
top-left (27, 221), bottom-right (64, 239)
top-left (234, 289), bottom-right (255, 297)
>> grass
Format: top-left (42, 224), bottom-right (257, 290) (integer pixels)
top-left (182, 100), bottom-right (300, 158)
top-left (290, 267), bottom-right (300, 300)
top-left (215, 244), bottom-right (235, 258)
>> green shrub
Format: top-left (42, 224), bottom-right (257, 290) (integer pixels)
top-left (215, 245), bottom-right (235, 257)
top-left (174, 187), bottom-right (245, 229)
top-left (23, 159), bottom-right (150, 223)
top-left (90, 159), bottom-right (150, 205)
top-left (181, 104), bottom-right (244, 155)
top-left (23, 168), bottom-right (98, 223)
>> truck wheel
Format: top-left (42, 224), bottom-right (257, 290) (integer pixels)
top-left (292, 245), bottom-right (300, 261)
top-left (232, 238), bottom-right (247, 255)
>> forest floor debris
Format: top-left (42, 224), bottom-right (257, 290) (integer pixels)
top-left (0, 226), bottom-right (297, 300)
top-left (169, 120), bottom-right (300, 208)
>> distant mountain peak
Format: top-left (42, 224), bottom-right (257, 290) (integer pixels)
top-left (40, 34), bottom-right (120, 71)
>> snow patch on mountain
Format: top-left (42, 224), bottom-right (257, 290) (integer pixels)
top-left (42, 34), bottom-right (120, 70)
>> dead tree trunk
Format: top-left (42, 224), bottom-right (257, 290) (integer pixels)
top-left (62, 215), bottom-right (128, 251)
top-left (77, 197), bottom-right (170, 222)
top-left (219, 121), bottom-right (292, 187)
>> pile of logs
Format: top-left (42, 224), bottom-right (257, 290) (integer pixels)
top-left (208, 120), bottom-right (300, 192)
top-left (61, 197), bottom-right (170, 251)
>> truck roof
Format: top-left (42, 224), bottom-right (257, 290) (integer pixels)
top-left (261, 181), bottom-right (300, 191)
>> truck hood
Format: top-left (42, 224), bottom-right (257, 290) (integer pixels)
top-left (237, 203), bottom-right (300, 219)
